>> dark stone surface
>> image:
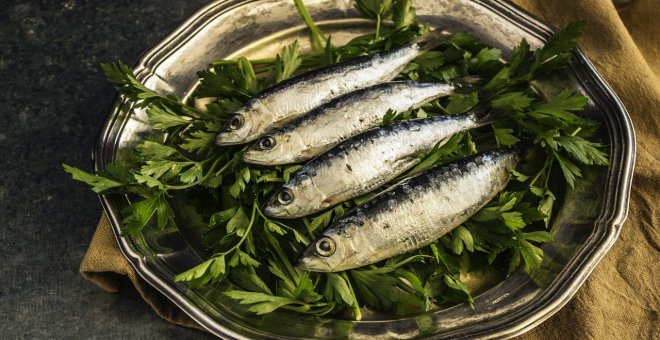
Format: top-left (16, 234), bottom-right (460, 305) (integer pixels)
top-left (0, 1), bottom-right (215, 338)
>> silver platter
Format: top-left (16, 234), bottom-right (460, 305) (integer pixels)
top-left (93, 0), bottom-right (635, 338)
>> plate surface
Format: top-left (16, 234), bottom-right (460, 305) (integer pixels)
top-left (93, 0), bottom-right (635, 338)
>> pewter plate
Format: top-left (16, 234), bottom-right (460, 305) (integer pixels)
top-left (93, 0), bottom-right (635, 338)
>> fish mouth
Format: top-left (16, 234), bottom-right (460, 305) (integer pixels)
top-left (263, 198), bottom-right (283, 218)
top-left (242, 149), bottom-right (272, 165)
top-left (263, 202), bottom-right (290, 219)
top-left (296, 255), bottom-right (333, 272)
top-left (295, 257), bottom-right (310, 269)
top-left (242, 150), bottom-right (299, 166)
top-left (263, 187), bottom-right (299, 219)
top-left (215, 116), bottom-right (256, 145)
top-left (215, 130), bottom-right (253, 145)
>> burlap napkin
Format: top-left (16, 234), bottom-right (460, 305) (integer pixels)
top-left (80, 0), bottom-right (660, 337)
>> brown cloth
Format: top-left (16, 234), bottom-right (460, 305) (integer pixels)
top-left (80, 0), bottom-right (660, 338)
top-left (80, 215), bottom-right (205, 331)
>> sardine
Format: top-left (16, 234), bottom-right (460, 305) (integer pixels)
top-left (242, 79), bottom-right (476, 165)
top-left (215, 30), bottom-right (451, 145)
top-left (264, 111), bottom-right (494, 219)
top-left (297, 149), bottom-right (518, 272)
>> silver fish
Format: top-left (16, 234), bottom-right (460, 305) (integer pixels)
top-left (264, 112), bottom-right (493, 219)
top-left (242, 80), bottom-right (475, 165)
top-left (215, 30), bottom-right (450, 145)
top-left (297, 149), bottom-right (518, 272)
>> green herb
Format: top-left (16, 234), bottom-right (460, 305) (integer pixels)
top-left (293, 0), bottom-right (327, 51)
top-left (354, 0), bottom-right (393, 38)
top-left (393, 0), bottom-right (416, 29)
top-left (273, 41), bottom-right (303, 82)
top-left (64, 0), bottom-right (607, 320)
top-left (62, 164), bottom-right (125, 194)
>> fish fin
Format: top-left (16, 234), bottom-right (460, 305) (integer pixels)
top-left (413, 29), bottom-right (452, 52)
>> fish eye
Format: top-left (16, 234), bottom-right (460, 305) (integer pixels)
top-left (258, 136), bottom-right (276, 150)
top-left (315, 237), bottom-right (336, 256)
top-left (277, 189), bottom-right (293, 205)
top-left (227, 114), bottom-right (244, 130)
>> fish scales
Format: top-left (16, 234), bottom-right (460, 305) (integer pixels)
top-left (265, 113), bottom-right (487, 219)
top-left (297, 150), bottom-right (518, 272)
top-left (243, 81), bottom-right (460, 165)
top-left (262, 50), bottom-right (412, 122)
top-left (215, 30), bottom-right (452, 145)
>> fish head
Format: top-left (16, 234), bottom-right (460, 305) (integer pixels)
top-left (215, 99), bottom-right (273, 145)
top-left (296, 226), bottom-right (360, 272)
top-left (242, 129), bottom-right (305, 165)
top-left (263, 174), bottom-right (324, 218)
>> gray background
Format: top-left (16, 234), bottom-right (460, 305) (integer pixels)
top-left (0, 1), bottom-right (217, 338)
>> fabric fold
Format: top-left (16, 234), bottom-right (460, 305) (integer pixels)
top-left (80, 215), bottom-right (204, 330)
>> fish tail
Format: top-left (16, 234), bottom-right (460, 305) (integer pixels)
top-left (473, 106), bottom-right (533, 157)
top-left (445, 76), bottom-right (496, 123)
top-left (452, 82), bottom-right (501, 125)
top-left (413, 29), bottom-right (452, 52)
top-left (471, 102), bottom-right (497, 125)
top-left (450, 76), bottom-right (484, 94)
top-left (513, 143), bottom-right (532, 158)
top-left (469, 92), bottom-right (505, 125)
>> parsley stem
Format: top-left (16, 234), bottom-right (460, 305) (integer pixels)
top-left (264, 228), bottom-right (300, 283)
top-left (544, 159), bottom-right (554, 188)
top-left (375, 15), bottom-right (381, 39)
top-left (340, 272), bottom-right (362, 321)
top-left (301, 217), bottom-right (316, 239)
top-left (293, 0), bottom-right (326, 51)
top-left (254, 203), bottom-right (300, 282)
top-left (218, 203), bottom-right (257, 258)
top-left (529, 158), bottom-right (552, 187)
top-left (255, 204), bottom-right (306, 244)
top-left (163, 156), bottom-right (227, 190)
top-left (211, 156), bottom-right (237, 176)
top-left (529, 168), bottom-right (544, 187)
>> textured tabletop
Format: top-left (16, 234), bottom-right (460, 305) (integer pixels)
top-left (0, 1), bottom-right (215, 338)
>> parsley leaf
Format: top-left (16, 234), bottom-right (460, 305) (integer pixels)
top-left (493, 125), bottom-right (520, 147)
top-left (273, 41), bottom-right (303, 82)
top-left (555, 135), bottom-right (608, 165)
top-left (62, 164), bottom-right (125, 194)
top-left (533, 21), bottom-right (585, 71)
top-left (146, 106), bottom-right (191, 130)
top-left (354, 0), bottom-right (394, 37)
top-left (354, 0), bottom-right (393, 22)
top-left (393, 0), bottom-right (416, 29)
top-left (445, 92), bottom-right (479, 114)
top-left (121, 192), bottom-right (173, 235)
top-left (175, 256), bottom-right (226, 288)
top-left (224, 290), bottom-right (332, 315)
